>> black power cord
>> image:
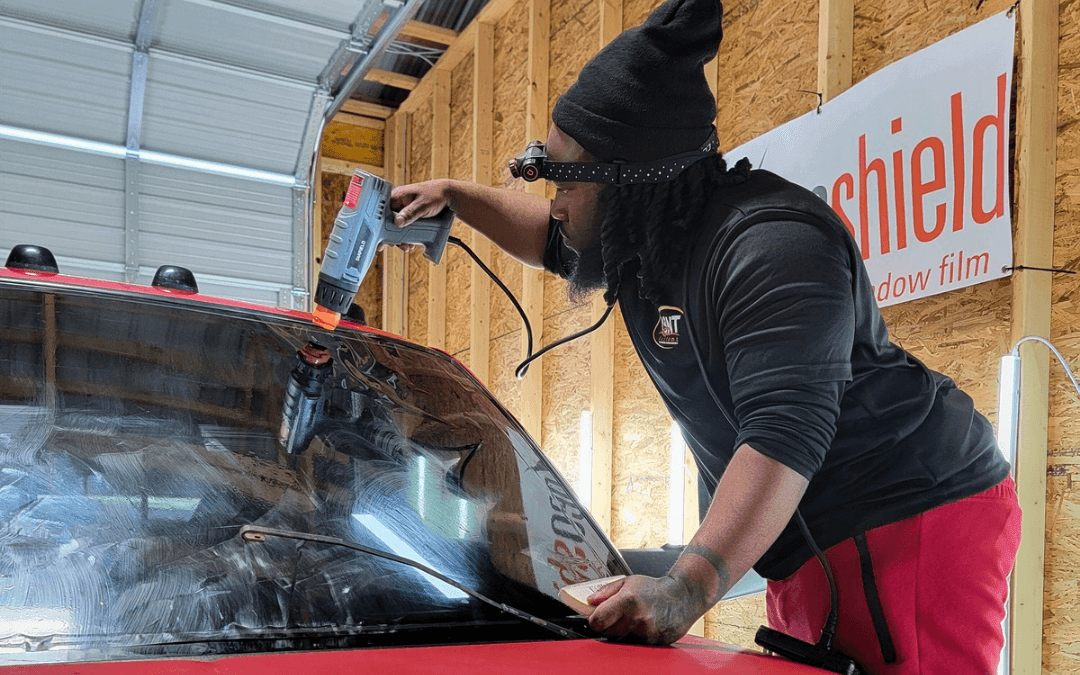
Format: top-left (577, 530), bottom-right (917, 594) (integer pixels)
top-left (796, 511), bottom-right (838, 650)
top-left (754, 512), bottom-right (862, 674)
top-left (448, 236), bottom-right (616, 379)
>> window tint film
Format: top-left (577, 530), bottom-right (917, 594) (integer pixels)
top-left (0, 283), bottom-right (626, 661)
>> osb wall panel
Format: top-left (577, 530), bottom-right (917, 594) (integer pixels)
top-left (551, 0), bottom-right (593, 37)
top-left (852, 0), bottom-right (1015, 86)
top-left (540, 303), bottom-right (593, 484)
top-left (445, 230), bottom-right (473, 363)
top-left (320, 172), bottom-right (381, 328)
top-left (409, 100), bottom-right (434, 184)
top-left (1044, 0), bottom-right (1080, 669)
top-left (549, 0), bottom-right (599, 118)
top-left (451, 56), bottom-right (475, 183)
top-left (407, 101), bottom-right (433, 345)
top-left (407, 248), bottom-right (430, 345)
top-left (1049, 0), bottom-right (1080, 454)
top-left (446, 58), bottom-right (476, 362)
top-left (488, 328), bottom-right (525, 421)
top-left (713, 0), bottom-right (818, 153)
top-left (486, 202), bottom-right (527, 339)
top-left (489, 5), bottom-right (529, 337)
top-left (1045, 472), bottom-right (1080, 671)
top-left (492, 7), bottom-right (529, 190)
top-left (544, 0), bottom-right (599, 321)
top-left (478, 241), bottom-right (526, 423)
top-left (611, 310), bottom-right (672, 549)
top-left (543, 264), bottom-right (571, 320)
top-left (623, 0), bottom-right (658, 28)
top-left (482, 7), bottom-right (532, 419)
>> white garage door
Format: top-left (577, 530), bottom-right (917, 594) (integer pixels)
top-left (1, 0), bottom-right (419, 307)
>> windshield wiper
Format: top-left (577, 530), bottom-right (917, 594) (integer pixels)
top-left (239, 525), bottom-right (587, 641)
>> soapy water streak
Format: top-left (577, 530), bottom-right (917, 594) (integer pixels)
top-left (0, 394), bottom-right (494, 653)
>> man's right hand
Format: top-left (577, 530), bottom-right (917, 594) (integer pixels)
top-left (391, 180), bottom-right (452, 228)
top-left (387, 178), bottom-right (551, 267)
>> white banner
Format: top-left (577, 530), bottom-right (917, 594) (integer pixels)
top-left (729, 12), bottom-right (1015, 307)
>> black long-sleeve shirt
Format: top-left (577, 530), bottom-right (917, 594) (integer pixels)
top-left (543, 169), bottom-right (1009, 580)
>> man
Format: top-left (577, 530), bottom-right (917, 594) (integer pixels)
top-left (390, 0), bottom-right (1021, 671)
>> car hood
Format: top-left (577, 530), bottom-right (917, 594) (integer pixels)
top-left (3, 638), bottom-right (825, 674)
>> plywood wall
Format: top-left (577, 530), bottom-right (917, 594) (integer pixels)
top-left (373, 0), bottom-right (1080, 666)
top-left (713, 0), bottom-right (818, 151)
top-left (1044, 0), bottom-right (1080, 668)
top-left (482, 5), bottom-right (531, 421)
top-left (406, 101), bottom-right (434, 345)
top-left (445, 56), bottom-right (476, 367)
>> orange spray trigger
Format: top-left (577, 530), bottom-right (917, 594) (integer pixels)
top-left (312, 304), bottom-right (341, 330)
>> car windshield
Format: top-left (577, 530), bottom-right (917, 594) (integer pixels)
top-left (0, 280), bottom-right (626, 663)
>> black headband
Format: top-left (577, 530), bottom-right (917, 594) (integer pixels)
top-left (509, 128), bottom-right (720, 185)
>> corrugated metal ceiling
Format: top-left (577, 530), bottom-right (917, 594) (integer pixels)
top-left (1, 0), bottom-right (434, 307)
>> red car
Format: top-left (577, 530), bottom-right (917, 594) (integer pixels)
top-left (0, 247), bottom-right (823, 674)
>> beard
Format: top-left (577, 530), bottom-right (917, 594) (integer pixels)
top-left (566, 232), bottom-right (607, 302)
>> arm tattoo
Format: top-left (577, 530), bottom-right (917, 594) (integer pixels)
top-left (682, 544), bottom-right (731, 604)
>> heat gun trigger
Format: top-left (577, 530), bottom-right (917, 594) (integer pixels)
top-left (382, 206), bottom-right (454, 264)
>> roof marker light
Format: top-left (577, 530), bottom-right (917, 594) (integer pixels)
top-left (6, 245), bottom-right (59, 274)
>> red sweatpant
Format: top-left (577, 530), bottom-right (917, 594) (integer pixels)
top-left (767, 477), bottom-right (1021, 675)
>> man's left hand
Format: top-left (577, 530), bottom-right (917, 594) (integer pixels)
top-left (585, 573), bottom-right (709, 645)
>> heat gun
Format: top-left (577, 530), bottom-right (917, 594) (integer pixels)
top-left (312, 169), bottom-right (454, 330)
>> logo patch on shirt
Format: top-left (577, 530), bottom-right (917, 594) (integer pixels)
top-left (653, 305), bottom-right (684, 349)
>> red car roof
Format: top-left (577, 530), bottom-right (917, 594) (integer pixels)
top-left (0, 267), bottom-right (395, 339)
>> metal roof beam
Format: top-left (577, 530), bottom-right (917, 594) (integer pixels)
top-left (123, 0), bottom-right (162, 283)
top-left (326, 0), bottom-right (425, 118)
top-left (318, 0), bottom-right (389, 91)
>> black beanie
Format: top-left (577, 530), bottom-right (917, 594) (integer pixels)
top-left (551, 0), bottom-right (722, 163)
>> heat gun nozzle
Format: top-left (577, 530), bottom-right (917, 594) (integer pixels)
top-left (312, 304), bottom-right (341, 330)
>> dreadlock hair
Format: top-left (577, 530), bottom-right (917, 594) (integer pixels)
top-left (596, 153), bottom-right (752, 307)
